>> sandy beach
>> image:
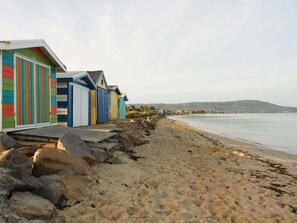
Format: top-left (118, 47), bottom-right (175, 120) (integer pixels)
top-left (57, 118), bottom-right (297, 223)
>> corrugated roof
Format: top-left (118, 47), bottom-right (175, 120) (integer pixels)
top-left (0, 39), bottom-right (66, 72)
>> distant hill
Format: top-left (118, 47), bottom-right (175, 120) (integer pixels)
top-left (130, 100), bottom-right (297, 113)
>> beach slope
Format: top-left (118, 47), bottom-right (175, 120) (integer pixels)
top-left (58, 118), bottom-right (297, 222)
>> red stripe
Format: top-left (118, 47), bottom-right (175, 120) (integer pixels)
top-left (29, 47), bottom-right (47, 57)
top-left (3, 109), bottom-right (14, 116)
top-left (51, 105), bottom-right (57, 114)
top-left (2, 65), bottom-right (13, 78)
top-left (27, 61), bottom-right (31, 124)
top-left (3, 103), bottom-right (14, 110)
top-left (3, 104), bottom-right (14, 116)
top-left (51, 78), bottom-right (56, 87)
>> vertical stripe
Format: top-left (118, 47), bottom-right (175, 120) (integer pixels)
top-left (27, 61), bottom-right (30, 124)
top-left (41, 66), bottom-right (44, 123)
top-left (35, 64), bottom-right (38, 123)
top-left (30, 62), bottom-right (34, 124)
top-left (17, 58), bottom-right (21, 125)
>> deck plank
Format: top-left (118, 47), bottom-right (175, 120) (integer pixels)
top-left (10, 125), bottom-right (117, 143)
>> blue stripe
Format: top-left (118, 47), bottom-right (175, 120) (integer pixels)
top-left (3, 90), bottom-right (14, 98)
top-left (3, 96), bottom-right (14, 103)
top-left (68, 84), bottom-right (73, 127)
top-left (51, 68), bottom-right (56, 78)
top-left (2, 51), bottom-right (14, 66)
top-left (57, 88), bottom-right (68, 94)
top-left (51, 96), bottom-right (57, 105)
top-left (58, 115), bottom-right (68, 122)
top-left (57, 101), bottom-right (68, 107)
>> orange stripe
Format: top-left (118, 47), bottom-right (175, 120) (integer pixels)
top-left (2, 65), bottom-right (13, 78)
top-left (3, 103), bottom-right (14, 110)
top-left (3, 109), bottom-right (14, 116)
top-left (51, 105), bottom-right (57, 114)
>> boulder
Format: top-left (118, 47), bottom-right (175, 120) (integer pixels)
top-left (57, 132), bottom-right (96, 165)
top-left (91, 148), bottom-right (112, 163)
top-left (0, 134), bottom-right (20, 151)
top-left (34, 184), bottom-right (63, 206)
top-left (32, 148), bottom-right (91, 177)
top-left (8, 191), bottom-right (56, 220)
top-left (118, 133), bottom-right (133, 150)
top-left (0, 148), bottom-right (32, 175)
top-left (126, 133), bottom-right (145, 146)
top-left (111, 151), bottom-right (131, 164)
top-left (17, 146), bottom-right (39, 157)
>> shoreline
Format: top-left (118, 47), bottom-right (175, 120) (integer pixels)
top-left (57, 117), bottom-right (297, 222)
top-left (168, 115), bottom-right (297, 159)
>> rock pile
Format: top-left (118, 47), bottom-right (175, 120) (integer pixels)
top-left (0, 115), bottom-right (162, 222)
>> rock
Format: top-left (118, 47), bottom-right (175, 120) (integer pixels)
top-left (8, 191), bottom-right (56, 220)
top-left (126, 133), bottom-right (145, 146)
top-left (118, 133), bottom-right (133, 150)
top-left (32, 148), bottom-right (91, 177)
top-left (91, 148), bottom-right (112, 163)
top-left (0, 168), bottom-right (23, 218)
top-left (0, 134), bottom-right (20, 151)
top-left (34, 184), bottom-right (63, 206)
top-left (57, 132), bottom-right (96, 165)
top-left (0, 148), bottom-right (32, 175)
top-left (111, 151), bottom-right (131, 164)
top-left (17, 146), bottom-right (39, 157)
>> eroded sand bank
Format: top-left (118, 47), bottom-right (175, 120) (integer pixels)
top-left (58, 118), bottom-right (297, 223)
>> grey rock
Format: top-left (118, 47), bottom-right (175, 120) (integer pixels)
top-left (0, 135), bottom-right (20, 151)
top-left (57, 132), bottom-right (96, 165)
top-left (118, 133), bottom-right (133, 150)
top-left (0, 148), bottom-right (33, 176)
top-left (8, 191), bottom-right (56, 220)
top-left (32, 148), bottom-right (91, 177)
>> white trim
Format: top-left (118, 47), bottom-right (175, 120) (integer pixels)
top-left (0, 50), bottom-right (2, 131)
top-left (0, 39), bottom-right (66, 72)
top-left (2, 122), bottom-right (57, 133)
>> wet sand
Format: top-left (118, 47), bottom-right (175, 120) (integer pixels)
top-left (57, 118), bottom-right (297, 222)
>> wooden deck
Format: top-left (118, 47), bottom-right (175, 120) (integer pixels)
top-left (9, 125), bottom-right (117, 143)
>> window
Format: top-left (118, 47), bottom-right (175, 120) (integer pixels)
top-left (101, 79), bottom-right (104, 85)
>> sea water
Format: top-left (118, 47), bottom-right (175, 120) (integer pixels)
top-left (170, 113), bottom-right (297, 155)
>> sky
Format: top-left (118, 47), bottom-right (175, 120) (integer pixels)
top-left (1, 0), bottom-right (297, 106)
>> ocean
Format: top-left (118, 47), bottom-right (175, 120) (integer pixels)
top-left (170, 113), bottom-right (297, 155)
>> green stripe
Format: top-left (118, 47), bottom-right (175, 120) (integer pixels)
top-left (8, 49), bottom-right (55, 66)
top-left (3, 77), bottom-right (13, 86)
top-left (3, 83), bottom-right (14, 91)
top-left (51, 114), bottom-right (57, 123)
top-left (3, 116), bottom-right (15, 129)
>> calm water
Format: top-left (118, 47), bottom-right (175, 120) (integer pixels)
top-left (170, 113), bottom-right (297, 155)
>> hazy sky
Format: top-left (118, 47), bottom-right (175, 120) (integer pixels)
top-left (1, 0), bottom-right (297, 106)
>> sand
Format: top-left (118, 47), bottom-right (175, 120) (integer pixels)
top-left (57, 118), bottom-right (297, 223)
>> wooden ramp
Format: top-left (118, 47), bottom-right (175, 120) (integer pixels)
top-left (9, 125), bottom-right (117, 143)
top-left (80, 124), bottom-right (123, 132)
